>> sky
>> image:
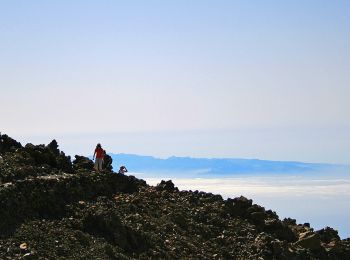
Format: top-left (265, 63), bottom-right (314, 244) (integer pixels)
top-left (1, 0), bottom-right (349, 163)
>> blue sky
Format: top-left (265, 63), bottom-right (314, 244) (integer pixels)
top-left (1, 1), bottom-right (349, 163)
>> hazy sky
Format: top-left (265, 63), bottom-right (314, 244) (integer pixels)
top-left (1, 1), bottom-right (349, 163)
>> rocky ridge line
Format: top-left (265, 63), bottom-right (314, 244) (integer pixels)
top-left (0, 134), bottom-right (349, 259)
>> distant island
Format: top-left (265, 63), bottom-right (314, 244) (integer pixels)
top-left (110, 153), bottom-right (343, 177)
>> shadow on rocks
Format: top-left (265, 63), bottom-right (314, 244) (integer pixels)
top-left (82, 210), bottom-right (149, 254)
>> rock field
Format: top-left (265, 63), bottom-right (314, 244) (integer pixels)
top-left (0, 134), bottom-right (349, 259)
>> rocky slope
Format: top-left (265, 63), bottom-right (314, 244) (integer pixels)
top-left (0, 134), bottom-right (349, 259)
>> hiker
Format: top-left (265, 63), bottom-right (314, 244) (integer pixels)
top-left (118, 165), bottom-right (128, 174)
top-left (92, 143), bottom-right (104, 172)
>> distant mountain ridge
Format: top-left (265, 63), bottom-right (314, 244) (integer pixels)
top-left (110, 153), bottom-right (340, 176)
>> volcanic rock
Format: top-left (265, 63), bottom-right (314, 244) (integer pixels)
top-left (73, 155), bottom-right (94, 171)
top-left (103, 153), bottom-right (113, 171)
top-left (295, 232), bottom-right (322, 250)
top-left (0, 134), bottom-right (349, 259)
top-left (0, 133), bottom-right (22, 153)
top-left (317, 226), bottom-right (340, 243)
top-left (156, 180), bottom-right (179, 192)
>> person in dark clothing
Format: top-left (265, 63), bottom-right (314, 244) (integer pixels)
top-left (118, 166), bottom-right (128, 174)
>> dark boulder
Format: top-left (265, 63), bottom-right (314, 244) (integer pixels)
top-left (46, 139), bottom-right (60, 155)
top-left (264, 218), bottom-right (297, 242)
top-left (23, 142), bottom-right (72, 173)
top-left (283, 217), bottom-right (297, 226)
top-left (247, 204), bottom-right (268, 225)
top-left (103, 153), bottom-right (113, 171)
top-left (56, 152), bottom-right (73, 173)
top-left (294, 232), bottom-right (322, 250)
top-left (316, 227), bottom-right (340, 243)
top-left (0, 134), bottom-right (22, 153)
top-left (225, 196), bottom-right (252, 217)
top-left (73, 155), bottom-right (94, 171)
top-left (156, 180), bottom-right (179, 192)
top-left (250, 212), bottom-right (267, 225)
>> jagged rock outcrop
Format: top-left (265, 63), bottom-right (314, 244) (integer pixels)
top-left (0, 133), bottom-right (22, 153)
top-left (156, 179), bottom-right (179, 192)
top-left (73, 155), bottom-right (94, 171)
top-left (0, 134), bottom-right (349, 259)
top-left (103, 153), bottom-right (113, 171)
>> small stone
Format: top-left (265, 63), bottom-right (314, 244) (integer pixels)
top-left (19, 243), bottom-right (28, 250)
top-left (23, 252), bottom-right (32, 257)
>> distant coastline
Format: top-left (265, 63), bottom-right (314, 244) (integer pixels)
top-left (109, 153), bottom-right (346, 177)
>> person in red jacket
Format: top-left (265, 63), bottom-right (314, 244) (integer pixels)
top-left (93, 143), bottom-right (105, 172)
